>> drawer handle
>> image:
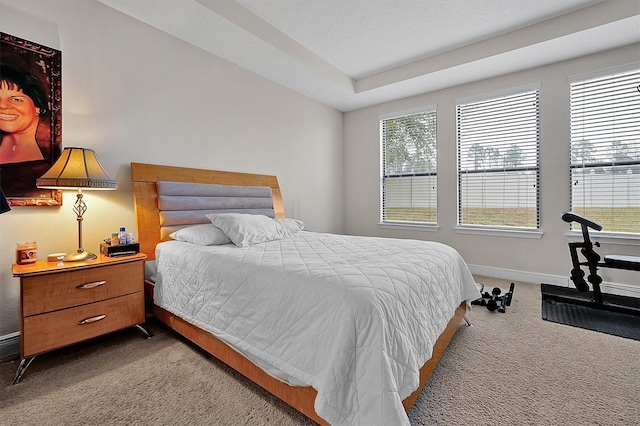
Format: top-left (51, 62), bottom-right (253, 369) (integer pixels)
top-left (78, 314), bottom-right (107, 325)
top-left (76, 280), bottom-right (106, 289)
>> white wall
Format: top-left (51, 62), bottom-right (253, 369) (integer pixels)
top-left (0, 1), bottom-right (344, 338)
top-left (344, 44), bottom-right (640, 288)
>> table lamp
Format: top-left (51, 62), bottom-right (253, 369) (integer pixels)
top-left (37, 147), bottom-right (117, 261)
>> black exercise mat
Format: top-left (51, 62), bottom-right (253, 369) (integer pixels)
top-left (541, 284), bottom-right (640, 341)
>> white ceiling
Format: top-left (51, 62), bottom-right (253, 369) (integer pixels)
top-left (99, 0), bottom-right (640, 111)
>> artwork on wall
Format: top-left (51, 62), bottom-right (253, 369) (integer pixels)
top-left (0, 32), bottom-right (62, 206)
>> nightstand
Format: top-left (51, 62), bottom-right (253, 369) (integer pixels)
top-left (11, 253), bottom-right (150, 384)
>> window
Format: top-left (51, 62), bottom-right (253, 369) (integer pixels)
top-left (457, 87), bottom-right (540, 229)
top-left (570, 66), bottom-right (640, 234)
top-left (381, 107), bottom-right (437, 225)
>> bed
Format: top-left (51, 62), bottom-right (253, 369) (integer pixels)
top-left (131, 162), bottom-right (480, 425)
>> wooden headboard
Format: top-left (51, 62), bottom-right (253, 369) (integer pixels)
top-left (131, 162), bottom-right (285, 260)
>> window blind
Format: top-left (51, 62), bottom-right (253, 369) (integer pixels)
top-left (381, 108), bottom-right (437, 224)
top-left (457, 88), bottom-right (540, 229)
top-left (570, 67), bottom-right (640, 234)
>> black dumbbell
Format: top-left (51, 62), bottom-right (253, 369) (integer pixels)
top-left (498, 282), bottom-right (516, 313)
top-left (486, 287), bottom-right (501, 311)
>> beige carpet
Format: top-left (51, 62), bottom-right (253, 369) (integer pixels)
top-left (1, 276), bottom-right (639, 425)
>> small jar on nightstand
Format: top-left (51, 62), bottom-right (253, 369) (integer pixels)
top-left (16, 241), bottom-right (38, 265)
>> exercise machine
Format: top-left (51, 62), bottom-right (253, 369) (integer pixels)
top-left (562, 212), bottom-right (640, 307)
top-left (472, 282), bottom-right (515, 312)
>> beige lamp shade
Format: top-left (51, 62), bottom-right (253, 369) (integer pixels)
top-left (37, 147), bottom-right (117, 190)
top-left (36, 147), bottom-right (117, 262)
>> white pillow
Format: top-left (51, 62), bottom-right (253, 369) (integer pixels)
top-left (206, 213), bottom-right (304, 247)
top-left (169, 224), bottom-right (231, 246)
top-left (276, 218), bottom-right (305, 235)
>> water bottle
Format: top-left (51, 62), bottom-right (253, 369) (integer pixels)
top-left (119, 227), bottom-right (127, 245)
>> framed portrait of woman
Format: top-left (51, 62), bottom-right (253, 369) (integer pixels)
top-left (0, 32), bottom-right (62, 206)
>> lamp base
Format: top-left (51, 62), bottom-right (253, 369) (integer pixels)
top-left (65, 251), bottom-right (97, 262)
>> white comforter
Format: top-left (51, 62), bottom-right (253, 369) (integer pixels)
top-left (154, 231), bottom-right (479, 425)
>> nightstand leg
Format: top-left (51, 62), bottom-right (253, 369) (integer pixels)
top-left (12, 356), bottom-right (35, 385)
top-left (135, 324), bottom-right (153, 339)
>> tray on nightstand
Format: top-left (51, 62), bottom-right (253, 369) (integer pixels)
top-left (100, 242), bottom-right (140, 257)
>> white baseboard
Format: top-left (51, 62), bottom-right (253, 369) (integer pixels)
top-left (0, 332), bottom-right (19, 359)
top-left (469, 264), bottom-right (640, 298)
top-left (469, 265), bottom-right (567, 286)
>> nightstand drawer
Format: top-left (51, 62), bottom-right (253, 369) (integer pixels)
top-left (22, 262), bottom-right (143, 316)
top-left (21, 291), bottom-right (145, 357)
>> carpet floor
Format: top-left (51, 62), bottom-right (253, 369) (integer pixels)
top-left (1, 276), bottom-right (639, 425)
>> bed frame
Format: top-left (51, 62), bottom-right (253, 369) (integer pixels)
top-left (131, 162), bottom-right (466, 425)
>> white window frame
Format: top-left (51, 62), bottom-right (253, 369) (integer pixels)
top-left (455, 85), bottom-right (541, 234)
top-left (568, 63), bottom-right (640, 236)
top-left (380, 105), bottom-right (438, 228)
